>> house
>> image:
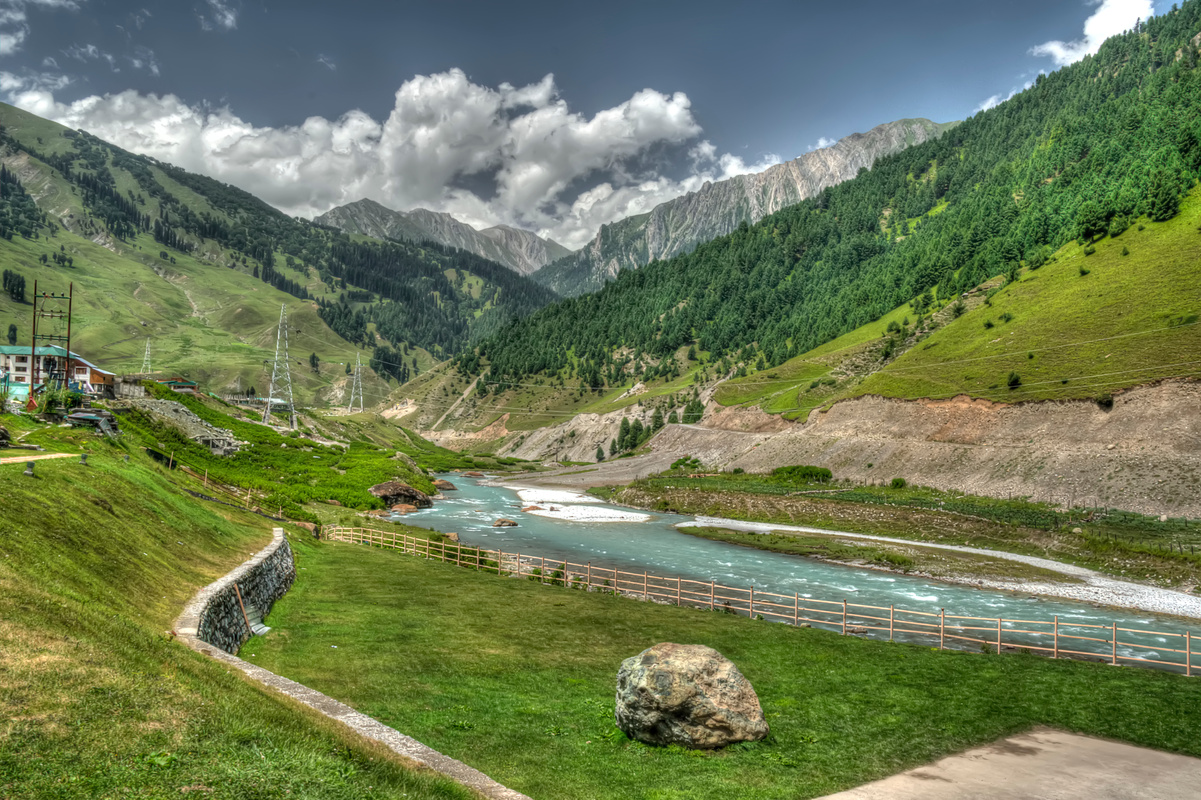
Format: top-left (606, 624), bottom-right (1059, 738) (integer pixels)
top-left (0, 345), bottom-right (116, 398)
top-left (157, 377), bottom-right (198, 395)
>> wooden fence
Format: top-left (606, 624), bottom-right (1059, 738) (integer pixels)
top-left (325, 526), bottom-right (1198, 676)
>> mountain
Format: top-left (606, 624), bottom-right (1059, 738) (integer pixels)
top-left (534, 118), bottom-right (957, 296)
top-left (0, 102), bottom-right (557, 403)
top-left (313, 198), bottom-right (571, 275)
top-left (463, 5), bottom-right (1201, 405)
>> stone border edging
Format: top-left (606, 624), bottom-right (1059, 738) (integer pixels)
top-left (174, 527), bottom-right (531, 800)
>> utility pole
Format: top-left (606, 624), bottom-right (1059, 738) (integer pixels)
top-left (347, 351), bottom-right (363, 413)
top-left (262, 303), bottom-right (296, 429)
top-left (29, 281), bottom-right (72, 388)
top-left (140, 337), bottom-right (151, 375)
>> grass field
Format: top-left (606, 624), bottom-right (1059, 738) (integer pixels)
top-left (253, 537), bottom-right (1201, 800)
top-left (0, 422), bottom-right (469, 799)
top-left (713, 188), bottom-right (1201, 418)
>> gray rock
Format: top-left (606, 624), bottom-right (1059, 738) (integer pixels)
top-left (614, 643), bottom-right (768, 749)
top-left (369, 481), bottom-right (432, 508)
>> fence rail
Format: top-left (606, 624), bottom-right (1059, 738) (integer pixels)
top-left (324, 526), bottom-right (1198, 676)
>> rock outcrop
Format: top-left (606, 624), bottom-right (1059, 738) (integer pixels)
top-left (314, 199), bottom-right (569, 275)
top-left (492, 518), bottom-right (518, 528)
top-left (0, 424), bottom-right (9, 447)
top-left (614, 643), bottom-right (768, 749)
top-left (536, 118), bottom-right (955, 296)
top-left (369, 481), bottom-right (432, 508)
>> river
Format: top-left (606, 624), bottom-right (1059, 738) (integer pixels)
top-left (393, 476), bottom-right (1198, 673)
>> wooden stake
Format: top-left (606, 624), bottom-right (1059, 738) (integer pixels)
top-left (939, 609), bottom-right (945, 650)
top-left (676, 576), bottom-right (681, 606)
top-left (750, 585), bottom-right (755, 618)
top-left (1112, 622), bottom-right (1118, 665)
top-left (842, 600), bottom-right (847, 634)
top-left (203, 468), bottom-right (208, 488)
top-left (587, 561), bottom-right (591, 588)
top-left (710, 580), bottom-right (714, 610)
top-left (889, 605), bottom-right (895, 641)
top-left (1188, 631), bottom-right (1193, 678)
top-left (1053, 616), bottom-right (1059, 659)
top-left (794, 592), bottom-right (799, 627)
top-left (233, 583), bottom-right (252, 635)
top-left (643, 570), bottom-right (648, 600)
top-left (997, 617), bottom-right (1003, 654)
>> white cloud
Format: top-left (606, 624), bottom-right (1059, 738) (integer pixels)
top-left (62, 42), bottom-right (118, 71)
top-left (1031, 0), bottom-right (1154, 66)
top-left (1, 69), bottom-right (782, 250)
top-left (0, 0), bottom-right (83, 54)
top-left (974, 76), bottom-right (1039, 113)
top-left (128, 45), bottom-right (159, 77)
top-left (316, 53), bottom-right (336, 71)
top-left (808, 136), bottom-right (835, 152)
top-left (199, 0), bottom-right (236, 31)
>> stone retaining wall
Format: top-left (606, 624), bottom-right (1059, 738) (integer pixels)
top-left (174, 528), bottom-right (529, 800)
top-left (179, 528), bottom-right (295, 654)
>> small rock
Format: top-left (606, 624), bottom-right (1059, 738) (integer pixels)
top-left (493, 518), bottom-right (518, 528)
top-left (1072, 527), bottom-right (1083, 534)
top-left (327, 499), bottom-right (342, 507)
top-left (615, 643), bottom-right (768, 750)
top-left (1159, 515), bottom-right (1169, 523)
top-left (433, 479), bottom-right (458, 491)
top-left (846, 625), bottom-right (869, 635)
top-left (463, 471), bottom-right (484, 478)
top-left (391, 503), bottom-right (418, 514)
top-left (1106, 444), bottom-right (1116, 451)
top-left (521, 505), bottom-right (544, 512)
top-left (446, 532), bottom-right (460, 542)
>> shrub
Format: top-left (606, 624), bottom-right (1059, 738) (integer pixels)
top-left (951, 300), bottom-right (966, 318)
top-left (1079, 265), bottom-right (1091, 276)
top-left (1097, 393), bottom-right (1114, 409)
top-left (1007, 371), bottom-right (1022, 389)
top-left (983, 320), bottom-right (994, 329)
top-left (890, 477), bottom-right (907, 489)
top-left (1083, 245), bottom-right (1096, 256)
top-left (772, 465), bottom-right (833, 484)
top-left (999, 312), bottom-right (1013, 323)
top-left (732, 467), bottom-right (744, 474)
top-left (1121, 246), bottom-right (1130, 256)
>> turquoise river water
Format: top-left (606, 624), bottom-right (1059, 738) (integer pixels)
top-left (393, 477), bottom-right (1198, 672)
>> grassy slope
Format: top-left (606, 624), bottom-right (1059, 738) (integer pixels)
top-left (0, 427), bottom-right (469, 799)
top-left (254, 538), bottom-right (1201, 800)
top-left (714, 188), bottom-right (1201, 418)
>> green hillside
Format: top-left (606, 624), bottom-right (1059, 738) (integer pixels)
top-left (0, 102), bottom-right (557, 405)
top-left (0, 426), bottom-right (470, 798)
top-left (715, 187), bottom-right (1201, 418)
top-left (461, 4), bottom-right (1201, 406)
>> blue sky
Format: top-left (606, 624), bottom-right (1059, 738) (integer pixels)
top-left (0, 0), bottom-right (1172, 248)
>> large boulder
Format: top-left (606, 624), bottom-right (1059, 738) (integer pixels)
top-left (369, 481), bottom-right (432, 508)
top-left (615, 643), bottom-right (768, 749)
top-left (433, 479), bottom-right (458, 491)
top-left (0, 424), bottom-right (9, 447)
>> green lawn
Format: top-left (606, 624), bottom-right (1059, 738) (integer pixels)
top-left (253, 537), bottom-right (1201, 800)
top-left (0, 423), bottom-right (470, 799)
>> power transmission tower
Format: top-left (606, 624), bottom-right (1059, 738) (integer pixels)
top-left (262, 303), bottom-right (296, 429)
top-left (29, 280), bottom-right (72, 388)
top-left (347, 352), bottom-right (364, 413)
top-left (140, 338), bottom-right (152, 375)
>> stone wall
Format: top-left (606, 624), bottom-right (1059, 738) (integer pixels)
top-left (178, 527), bottom-right (295, 654)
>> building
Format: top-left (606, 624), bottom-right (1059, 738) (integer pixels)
top-left (157, 377), bottom-right (199, 395)
top-left (0, 345), bottom-right (116, 398)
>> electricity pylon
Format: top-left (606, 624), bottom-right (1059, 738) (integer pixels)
top-left (347, 351), bottom-right (364, 413)
top-left (262, 304), bottom-right (295, 429)
top-left (140, 338), bottom-right (151, 375)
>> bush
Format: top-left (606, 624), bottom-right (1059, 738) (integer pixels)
top-left (1007, 371), bottom-right (1022, 389)
top-left (1121, 246), bottom-right (1130, 256)
top-left (732, 467), bottom-right (744, 474)
top-left (1079, 265), bottom-right (1091, 276)
top-left (983, 320), bottom-right (994, 329)
top-left (999, 312), bottom-right (1013, 323)
top-left (1083, 245), bottom-right (1096, 256)
top-left (890, 477), bottom-right (907, 489)
top-left (951, 300), bottom-right (966, 318)
top-left (772, 465), bottom-right (833, 484)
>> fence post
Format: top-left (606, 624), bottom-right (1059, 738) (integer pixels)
top-left (587, 562), bottom-right (592, 589)
top-left (643, 571), bottom-right (648, 600)
top-left (750, 585), bottom-right (755, 618)
top-left (1188, 631), bottom-right (1193, 678)
top-left (1112, 622), bottom-right (1118, 665)
top-left (543, 557), bottom-right (548, 584)
top-left (1053, 616), bottom-right (1059, 659)
top-left (710, 580), bottom-right (715, 610)
top-left (842, 600), bottom-right (847, 634)
top-left (939, 609), bottom-right (945, 650)
top-left (676, 576), bottom-right (681, 607)
top-left (997, 618), bottom-right (1002, 654)
top-left (204, 468), bottom-right (208, 488)
top-left (889, 605), bottom-right (894, 641)
top-left (498, 549), bottom-right (504, 575)
top-left (794, 592), bottom-right (799, 627)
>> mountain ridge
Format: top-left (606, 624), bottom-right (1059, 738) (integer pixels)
top-left (534, 118), bottom-right (958, 296)
top-left (313, 198), bottom-right (571, 275)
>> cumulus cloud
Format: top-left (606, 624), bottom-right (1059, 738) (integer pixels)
top-left (2, 69), bottom-right (784, 249)
top-left (199, 0), bottom-right (236, 31)
top-left (808, 136), bottom-right (835, 151)
top-left (1031, 0), bottom-right (1154, 65)
top-left (0, 0), bottom-right (83, 54)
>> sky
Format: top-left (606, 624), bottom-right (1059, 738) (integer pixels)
top-left (0, 0), bottom-right (1170, 250)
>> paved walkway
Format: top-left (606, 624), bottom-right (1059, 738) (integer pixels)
top-left (0, 452), bottom-right (76, 465)
top-left (820, 728), bottom-right (1201, 799)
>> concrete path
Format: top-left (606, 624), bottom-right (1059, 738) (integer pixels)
top-left (819, 728), bottom-right (1201, 799)
top-left (0, 452), bottom-right (76, 465)
top-left (687, 516), bottom-right (1201, 619)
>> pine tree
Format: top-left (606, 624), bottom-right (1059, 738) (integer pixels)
top-left (6, 323), bottom-right (16, 345)
top-left (652, 407), bottom-right (664, 430)
top-left (596, 445), bottom-right (605, 463)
